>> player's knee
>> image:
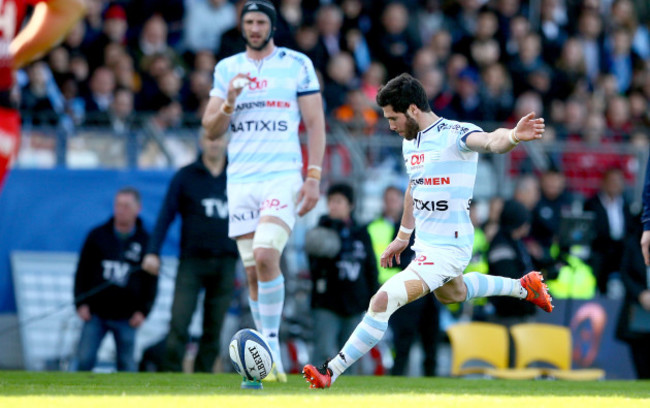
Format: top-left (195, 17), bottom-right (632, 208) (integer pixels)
top-left (253, 247), bottom-right (276, 271)
top-left (369, 291), bottom-right (388, 314)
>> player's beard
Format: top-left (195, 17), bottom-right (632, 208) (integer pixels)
top-left (403, 114), bottom-right (420, 141)
top-left (244, 30), bottom-right (272, 51)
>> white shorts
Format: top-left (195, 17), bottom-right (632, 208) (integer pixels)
top-left (407, 246), bottom-right (470, 291)
top-left (227, 172), bottom-right (302, 238)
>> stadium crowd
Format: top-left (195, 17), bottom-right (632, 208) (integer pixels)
top-left (18, 0), bottom-right (649, 137)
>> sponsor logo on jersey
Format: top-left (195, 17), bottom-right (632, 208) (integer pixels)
top-left (436, 122), bottom-right (470, 134)
top-left (230, 120), bottom-right (288, 132)
top-left (413, 198), bottom-right (449, 212)
top-left (235, 100), bottom-right (291, 111)
top-left (411, 177), bottom-right (451, 186)
top-left (247, 77), bottom-right (267, 91)
top-left (405, 151), bottom-right (440, 170)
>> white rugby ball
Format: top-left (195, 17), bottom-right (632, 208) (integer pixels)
top-left (233, 78), bottom-right (250, 89)
top-left (229, 328), bottom-right (274, 381)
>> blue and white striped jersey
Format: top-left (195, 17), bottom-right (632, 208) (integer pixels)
top-left (210, 47), bottom-right (320, 183)
top-left (403, 117), bottom-right (482, 262)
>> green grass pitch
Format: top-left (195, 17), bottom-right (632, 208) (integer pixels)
top-left (1, 371), bottom-right (649, 408)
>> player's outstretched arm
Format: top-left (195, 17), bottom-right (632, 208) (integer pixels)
top-left (296, 92), bottom-right (325, 216)
top-left (10, 0), bottom-right (86, 69)
top-left (465, 112), bottom-right (545, 154)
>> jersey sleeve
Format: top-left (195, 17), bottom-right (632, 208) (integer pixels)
top-left (457, 122), bottom-right (483, 152)
top-left (209, 60), bottom-right (229, 99)
top-left (296, 56), bottom-right (320, 97)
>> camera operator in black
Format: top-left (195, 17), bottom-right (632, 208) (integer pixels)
top-left (306, 183), bottom-right (379, 367)
top-left (142, 130), bottom-right (238, 373)
top-left (74, 187), bottom-right (156, 372)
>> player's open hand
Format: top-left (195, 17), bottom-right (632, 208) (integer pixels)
top-left (514, 112), bottom-right (545, 142)
top-left (380, 238), bottom-right (410, 268)
top-left (297, 178), bottom-right (320, 216)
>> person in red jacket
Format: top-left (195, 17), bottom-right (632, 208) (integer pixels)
top-left (0, 0), bottom-right (85, 192)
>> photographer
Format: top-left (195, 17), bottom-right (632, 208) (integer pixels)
top-left (305, 183), bottom-right (378, 367)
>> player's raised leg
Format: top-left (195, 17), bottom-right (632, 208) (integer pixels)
top-left (461, 270), bottom-right (553, 312)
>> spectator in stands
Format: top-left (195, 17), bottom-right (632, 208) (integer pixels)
top-left (80, 0), bottom-right (104, 51)
top-left (316, 3), bottom-right (345, 64)
top-left (553, 37), bottom-right (589, 100)
top-left (445, 67), bottom-right (483, 122)
top-left (107, 88), bottom-right (138, 138)
top-left (334, 88), bottom-right (379, 136)
top-left (417, 0), bottom-right (446, 46)
top-left (502, 15), bottom-right (530, 62)
top-left (605, 95), bottom-right (633, 141)
top-left (323, 52), bottom-right (358, 113)
top-left (182, 70), bottom-right (213, 114)
top-left (305, 183), bottom-right (378, 369)
top-left (183, 0), bottom-right (237, 56)
top-left (359, 61), bottom-right (387, 103)
top-left (73, 187), bottom-right (157, 372)
top-left (575, 10), bottom-right (607, 83)
top-left (584, 168), bottom-right (632, 295)
top-left (370, 2), bottom-right (420, 79)
top-left (605, 27), bottom-right (643, 93)
top-left (193, 50), bottom-right (217, 75)
top-left (137, 53), bottom-right (173, 111)
top-left (531, 168), bottom-right (574, 253)
top-left (131, 15), bottom-right (184, 73)
top-left (367, 185), bottom-right (439, 377)
top-left (610, 0), bottom-right (650, 59)
top-left (142, 129), bottom-right (238, 373)
top-left (343, 27), bottom-right (371, 74)
top-left (454, 9), bottom-right (499, 62)
top-left (47, 46), bottom-right (71, 88)
top-left (20, 61), bottom-right (64, 125)
top-left (479, 63), bottom-right (514, 122)
top-left (427, 29), bottom-right (452, 64)
top-left (538, 0), bottom-right (568, 65)
top-left (508, 33), bottom-right (547, 96)
top-left (86, 4), bottom-right (129, 70)
top-left (412, 48), bottom-right (438, 79)
top-left (84, 66), bottom-right (116, 119)
top-left (112, 53), bottom-right (139, 93)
